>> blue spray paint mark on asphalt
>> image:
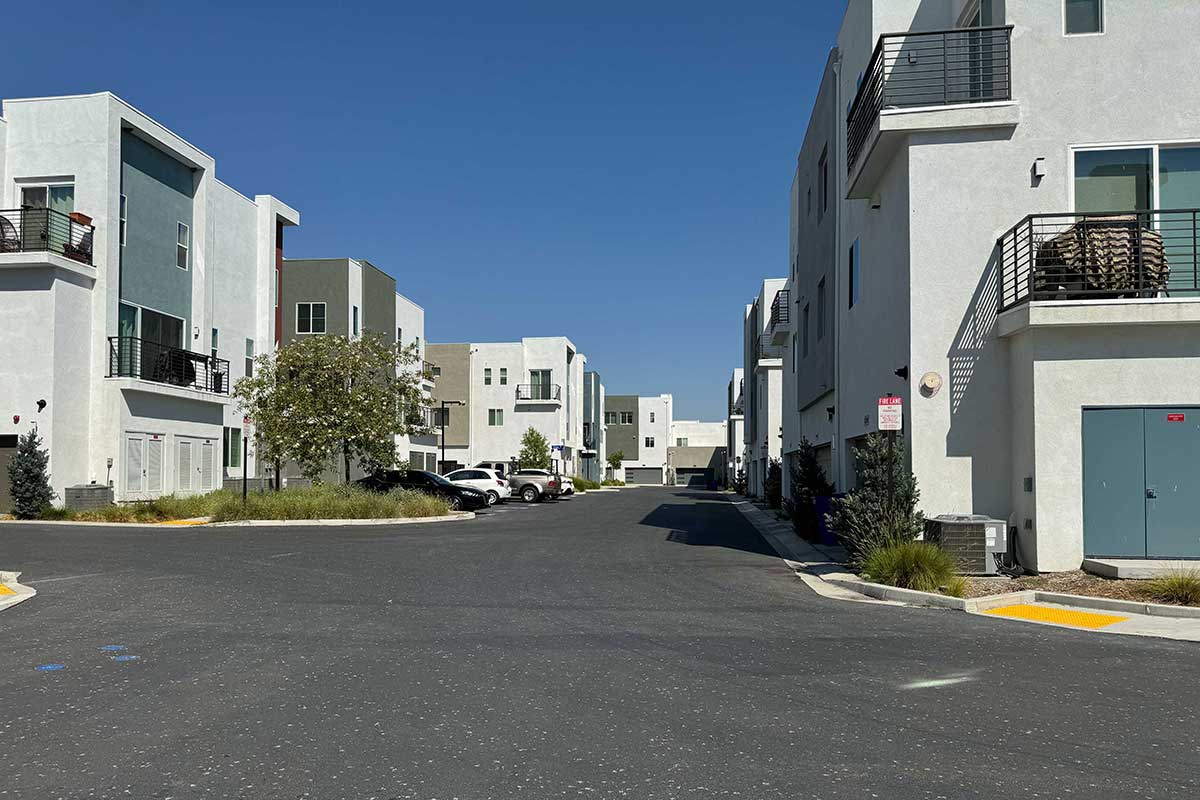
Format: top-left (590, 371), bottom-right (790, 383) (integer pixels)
top-left (112, 655), bottom-right (140, 662)
top-left (35, 664), bottom-right (65, 671)
top-left (100, 645), bottom-right (125, 652)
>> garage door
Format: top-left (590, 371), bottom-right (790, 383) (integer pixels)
top-left (625, 467), bottom-right (663, 485)
top-left (675, 468), bottom-right (711, 487)
top-left (0, 435), bottom-right (16, 513)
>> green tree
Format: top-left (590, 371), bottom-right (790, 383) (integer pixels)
top-left (764, 457), bottom-right (783, 509)
top-left (234, 333), bottom-right (431, 483)
top-left (789, 438), bottom-right (834, 540)
top-left (518, 427), bottom-right (551, 470)
top-left (606, 450), bottom-right (624, 474)
top-left (7, 427), bottom-right (55, 518)
top-left (829, 433), bottom-right (924, 567)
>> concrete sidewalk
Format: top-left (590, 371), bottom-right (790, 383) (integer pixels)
top-left (0, 571), bottom-right (36, 613)
top-left (731, 497), bottom-right (1200, 642)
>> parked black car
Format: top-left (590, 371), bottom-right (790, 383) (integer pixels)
top-left (355, 469), bottom-right (488, 511)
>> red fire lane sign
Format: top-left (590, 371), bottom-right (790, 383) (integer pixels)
top-left (878, 396), bottom-right (903, 431)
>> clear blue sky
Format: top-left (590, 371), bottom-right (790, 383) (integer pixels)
top-left (8, 0), bottom-right (844, 421)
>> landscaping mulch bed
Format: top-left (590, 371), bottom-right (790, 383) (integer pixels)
top-left (963, 570), bottom-right (1153, 603)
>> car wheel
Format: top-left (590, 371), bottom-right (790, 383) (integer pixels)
top-left (521, 486), bottom-right (539, 503)
top-left (448, 495), bottom-right (463, 511)
top-left (486, 490), bottom-right (499, 506)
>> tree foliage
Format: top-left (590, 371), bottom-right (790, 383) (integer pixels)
top-left (7, 427), bottom-right (55, 518)
top-left (518, 427), bottom-right (551, 470)
top-left (606, 450), bottom-right (624, 473)
top-left (234, 334), bottom-right (430, 482)
top-left (789, 438), bottom-right (834, 540)
top-left (829, 433), bottom-right (924, 567)
top-left (764, 457), bottom-right (783, 509)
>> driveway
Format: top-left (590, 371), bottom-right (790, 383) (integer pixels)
top-left (0, 488), bottom-right (1196, 798)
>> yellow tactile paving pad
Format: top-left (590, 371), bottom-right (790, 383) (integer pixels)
top-left (0, 584), bottom-right (14, 596)
top-left (984, 603), bottom-right (1128, 629)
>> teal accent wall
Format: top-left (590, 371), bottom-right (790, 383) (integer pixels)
top-left (120, 131), bottom-right (195, 334)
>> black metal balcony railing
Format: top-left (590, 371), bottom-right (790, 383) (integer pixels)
top-left (0, 207), bottom-right (95, 265)
top-left (516, 383), bottom-right (562, 401)
top-left (998, 209), bottom-right (1200, 312)
top-left (108, 336), bottom-right (231, 394)
top-left (847, 25), bottom-right (1013, 173)
top-left (758, 333), bottom-right (784, 360)
top-left (769, 288), bottom-right (790, 328)
top-left (422, 360), bottom-right (436, 377)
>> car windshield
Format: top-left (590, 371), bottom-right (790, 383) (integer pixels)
top-left (427, 472), bottom-right (454, 486)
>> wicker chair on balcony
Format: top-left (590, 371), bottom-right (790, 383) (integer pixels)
top-left (0, 215), bottom-right (19, 253)
top-left (1034, 214), bottom-right (1168, 300)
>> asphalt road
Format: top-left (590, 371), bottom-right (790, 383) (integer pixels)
top-left (1, 488), bottom-right (1197, 799)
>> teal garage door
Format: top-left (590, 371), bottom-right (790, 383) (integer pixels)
top-left (1083, 408), bottom-right (1200, 558)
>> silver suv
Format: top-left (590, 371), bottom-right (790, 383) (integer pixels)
top-left (508, 469), bottom-right (563, 503)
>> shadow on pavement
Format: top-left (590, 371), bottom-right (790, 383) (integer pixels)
top-left (640, 501), bottom-right (776, 557)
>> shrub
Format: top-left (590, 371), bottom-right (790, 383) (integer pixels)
top-left (571, 476), bottom-right (601, 491)
top-left (601, 479), bottom-right (625, 487)
top-left (518, 428), bottom-right (551, 470)
top-left (8, 428), bottom-right (55, 519)
top-left (861, 541), bottom-right (961, 594)
top-left (830, 433), bottom-right (924, 567)
top-left (789, 438), bottom-right (833, 541)
top-left (1142, 569), bottom-right (1200, 606)
top-left (764, 458), bottom-right (783, 509)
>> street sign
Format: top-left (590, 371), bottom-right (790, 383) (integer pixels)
top-left (551, 444), bottom-right (564, 452)
top-left (878, 396), bottom-right (903, 431)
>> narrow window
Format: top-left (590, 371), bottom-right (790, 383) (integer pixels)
top-left (818, 146), bottom-right (829, 220)
top-left (223, 427), bottom-right (242, 469)
top-left (802, 304), bottom-right (810, 358)
top-left (245, 339), bottom-right (255, 378)
top-left (484, 368), bottom-right (492, 386)
top-left (848, 240), bottom-right (860, 309)
top-left (807, 187), bottom-right (812, 216)
top-left (176, 222), bottom-right (189, 270)
top-left (1064, 0), bottom-right (1103, 35)
top-left (211, 328), bottom-right (219, 361)
top-left (431, 365), bottom-right (442, 377)
top-left (397, 326), bottom-right (403, 343)
top-left (645, 436), bottom-right (655, 448)
top-left (676, 438), bottom-right (688, 447)
top-left (352, 306), bottom-right (359, 336)
top-left (817, 278), bottom-right (827, 340)
top-left (499, 367), bottom-right (508, 385)
top-left (119, 195), bottom-right (127, 246)
top-left (489, 409), bottom-right (504, 426)
top-left (621, 411), bottom-right (634, 425)
top-left (650, 412), bottom-right (655, 423)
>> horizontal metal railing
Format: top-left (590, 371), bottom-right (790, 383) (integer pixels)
top-left (107, 336), bottom-right (231, 394)
top-left (0, 207), bottom-right (96, 265)
top-left (758, 334), bottom-right (784, 360)
top-left (515, 383), bottom-right (562, 401)
top-left (847, 25), bottom-right (1013, 173)
top-left (422, 360), bottom-right (436, 377)
top-left (998, 209), bottom-right (1200, 311)
top-left (769, 288), bottom-right (790, 328)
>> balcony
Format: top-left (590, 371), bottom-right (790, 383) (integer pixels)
top-left (757, 333), bottom-right (784, 365)
top-left (846, 25), bottom-right (1015, 198)
top-left (998, 209), bottom-right (1200, 315)
top-left (515, 383), bottom-right (562, 403)
top-left (0, 207), bottom-right (96, 270)
top-left (768, 288), bottom-right (791, 345)
top-left (107, 336), bottom-right (231, 395)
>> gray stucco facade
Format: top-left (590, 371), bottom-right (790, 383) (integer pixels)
top-left (605, 394), bottom-right (639, 462)
top-left (360, 259), bottom-right (395, 339)
top-left (119, 130), bottom-right (195, 331)
top-left (281, 259), bottom-right (351, 344)
top-left (426, 343), bottom-right (471, 448)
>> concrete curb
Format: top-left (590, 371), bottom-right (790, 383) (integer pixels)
top-left (588, 488), bottom-right (621, 493)
top-left (0, 570), bottom-right (37, 613)
top-left (205, 512), bottom-right (475, 528)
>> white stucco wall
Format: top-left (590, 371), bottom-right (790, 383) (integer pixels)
top-left (671, 420), bottom-right (726, 448)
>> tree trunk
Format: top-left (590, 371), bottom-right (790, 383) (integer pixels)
top-left (343, 441), bottom-right (351, 485)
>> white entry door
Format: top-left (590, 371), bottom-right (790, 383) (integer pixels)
top-left (124, 433), bottom-right (164, 500)
top-left (177, 437), bottom-right (217, 495)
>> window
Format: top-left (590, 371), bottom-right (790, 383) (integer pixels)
top-left (488, 408), bottom-right (504, 426)
top-left (223, 427), bottom-right (242, 469)
top-left (620, 411), bottom-right (634, 425)
top-left (649, 412), bottom-right (655, 423)
top-left (397, 327), bottom-right (403, 343)
top-left (676, 437), bottom-right (689, 447)
top-left (296, 302), bottom-right (327, 334)
top-left (245, 339), bottom-right (254, 378)
top-left (818, 146), bottom-right (829, 220)
top-left (211, 328), bottom-right (219, 361)
top-left (484, 368), bottom-right (492, 385)
top-left (817, 278), bottom-right (827, 340)
top-left (792, 332), bottom-right (798, 372)
top-left (431, 365), bottom-right (442, 377)
top-left (176, 222), bottom-right (189, 270)
top-left (1064, 0), bottom-right (1103, 35)
top-left (644, 436), bottom-right (655, 448)
top-left (499, 367), bottom-right (508, 385)
top-left (802, 304), bottom-right (810, 358)
top-left (352, 306), bottom-right (360, 336)
top-left (848, 239), bottom-right (860, 309)
top-left (605, 411), bottom-right (618, 425)
top-left (1073, 148), bottom-right (1152, 212)
top-left (119, 195), bottom-right (127, 246)
top-left (807, 187), bottom-right (812, 216)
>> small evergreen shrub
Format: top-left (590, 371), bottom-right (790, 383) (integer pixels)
top-left (789, 438), bottom-right (833, 541)
top-left (861, 541), bottom-right (961, 594)
top-left (830, 433), bottom-right (925, 567)
top-left (1142, 569), bottom-right (1200, 606)
top-left (764, 458), bottom-right (783, 509)
top-left (7, 428), bottom-right (55, 519)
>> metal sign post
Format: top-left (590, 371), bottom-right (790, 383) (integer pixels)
top-left (878, 395), bottom-right (903, 524)
top-left (242, 415), bottom-right (252, 503)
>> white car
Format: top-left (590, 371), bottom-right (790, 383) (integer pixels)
top-left (443, 468), bottom-right (511, 506)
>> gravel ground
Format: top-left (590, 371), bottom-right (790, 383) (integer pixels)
top-left (963, 569), bottom-right (1172, 602)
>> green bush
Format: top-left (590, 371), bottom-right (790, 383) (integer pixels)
top-left (860, 541), bottom-right (961, 594)
top-left (830, 433), bottom-right (925, 567)
top-left (601, 479), bottom-right (625, 487)
top-left (7, 428), bottom-right (55, 518)
top-left (571, 476), bottom-right (602, 491)
top-left (789, 438), bottom-right (833, 541)
top-left (1142, 569), bottom-right (1200, 606)
top-left (764, 458), bottom-right (783, 509)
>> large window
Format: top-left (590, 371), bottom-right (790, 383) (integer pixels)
top-left (223, 427), bottom-right (242, 469)
top-left (605, 411), bottom-right (618, 425)
top-left (297, 302), bottom-right (327, 334)
top-left (1065, 0), bottom-right (1103, 35)
top-left (1074, 148), bottom-right (1152, 212)
top-left (802, 304), bottom-right (810, 358)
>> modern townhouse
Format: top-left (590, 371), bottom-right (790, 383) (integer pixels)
top-left (726, 368), bottom-right (746, 483)
top-left (425, 337), bottom-right (586, 474)
top-left (742, 279), bottom-right (786, 497)
top-left (581, 370), bottom-right (606, 482)
top-left (604, 393), bottom-right (672, 484)
top-left (667, 419), bottom-right (727, 487)
top-left (783, 0), bottom-right (1200, 571)
top-left (279, 257), bottom-right (439, 479)
top-left (0, 92), bottom-right (297, 506)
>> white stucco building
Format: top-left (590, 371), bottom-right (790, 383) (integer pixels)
top-left (726, 368), bottom-right (746, 483)
top-left (742, 279), bottom-right (786, 497)
top-left (0, 92), bottom-right (298, 506)
top-left (426, 337), bottom-right (587, 474)
top-left (780, 0), bottom-right (1200, 570)
top-left (605, 393), bottom-right (673, 484)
